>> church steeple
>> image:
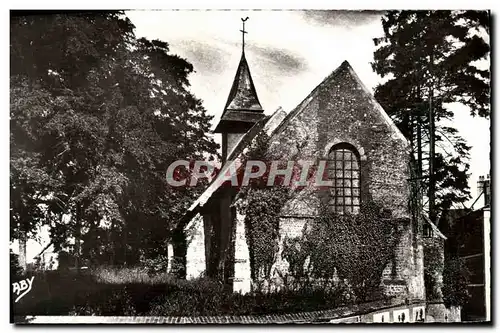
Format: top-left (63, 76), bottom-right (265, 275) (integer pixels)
top-left (214, 18), bottom-right (265, 161)
top-left (221, 52), bottom-right (264, 114)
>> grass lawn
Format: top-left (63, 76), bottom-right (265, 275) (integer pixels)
top-left (12, 267), bottom-right (351, 317)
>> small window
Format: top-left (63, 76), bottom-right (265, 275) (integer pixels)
top-left (423, 223), bottom-right (433, 238)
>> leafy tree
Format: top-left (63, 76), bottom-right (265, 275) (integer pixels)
top-left (10, 11), bottom-right (218, 267)
top-left (10, 250), bottom-right (23, 279)
top-left (372, 10), bottom-right (490, 216)
top-left (10, 75), bottom-right (63, 269)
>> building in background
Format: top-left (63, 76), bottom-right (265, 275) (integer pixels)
top-left (440, 174), bottom-right (491, 322)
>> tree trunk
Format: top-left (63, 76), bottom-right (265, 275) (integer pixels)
top-left (122, 226), bottom-right (128, 266)
top-left (18, 229), bottom-right (27, 272)
top-left (74, 206), bottom-right (81, 271)
top-left (109, 221), bottom-right (115, 266)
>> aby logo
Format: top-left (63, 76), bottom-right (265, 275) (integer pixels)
top-left (12, 276), bottom-right (34, 303)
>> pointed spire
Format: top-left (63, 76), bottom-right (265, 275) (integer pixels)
top-left (223, 52), bottom-right (263, 112)
top-left (223, 17), bottom-right (262, 112)
top-left (214, 18), bottom-right (264, 133)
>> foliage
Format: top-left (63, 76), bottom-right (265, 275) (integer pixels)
top-left (148, 286), bottom-right (349, 317)
top-left (13, 269), bottom-right (349, 317)
top-left (10, 12), bottom-right (218, 266)
top-left (143, 255), bottom-right (170, 276)
top-left (237, 133), bottom-right (400, 300)
top-left (70, 289), bottom-right (138, 316)
top-left (423, 242), bottom-right (443, 301)
top-left (442, 256), bottom-right (470, 307)
top-left (282, 201), bottom-right (401, 302)
top-left (10, 250), bottom-right (23, 280)
top-left (237, 132), bottom-right (291, 281)
top-left (91, 265), bottom-right (172, 284)
top-left (372, 10), bottom-right (490, 212)
top-left (439, 212), bottom-right (475, 307)
top-left (281, 237), bottom-right (313, 290)
top-left (243, 186), bottom-right (290, 281)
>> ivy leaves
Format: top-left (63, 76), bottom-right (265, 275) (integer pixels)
top-left (283, 201), bottom-right (400, 301)
top-left (244, 186), bottom-right (289, 281)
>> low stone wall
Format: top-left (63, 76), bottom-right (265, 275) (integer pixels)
top-left (16, 300), bottom-right (429, 324)
top-left (426, 302), bottom-right (461, 323)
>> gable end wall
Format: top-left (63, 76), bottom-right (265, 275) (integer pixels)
top-left (268, 64), bottom-right (423, 300)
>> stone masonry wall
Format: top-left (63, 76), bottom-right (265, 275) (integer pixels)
top-left (264, 62), bottom-right (423, 300)
top-left (185, 213), bottom-right (206, 279)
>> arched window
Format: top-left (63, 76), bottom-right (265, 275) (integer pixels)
top-left (327, 143), bottom-right (361, 214)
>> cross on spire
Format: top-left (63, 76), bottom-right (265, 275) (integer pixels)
top-left (240, 17), bottom-right (249, 53)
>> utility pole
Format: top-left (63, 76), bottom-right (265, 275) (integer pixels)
top-left (416, 85), bottom-right (423, 179)
top-left (428, 51), bottom-right (436, 223)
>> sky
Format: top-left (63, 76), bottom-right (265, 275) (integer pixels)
top-left (12, 10), bottom-right (491, 263)
top-left (126, 9), bottom-right (491, 207)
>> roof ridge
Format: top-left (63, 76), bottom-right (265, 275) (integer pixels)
top-left (272, 60), bottom-right (350, 137)
top-left (183, 108), bottom-right (286, 222)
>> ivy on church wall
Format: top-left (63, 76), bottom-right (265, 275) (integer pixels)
top-left (423, 231), bottom-right (471, 307)
top-left (282, 201), bottom-right (403, 302)
top-left (235, 132), bottom-right (291, 282)
top-left (243, 187), bottom-right (289, 281)
top-left (423, 239), bottom-right (444, 302)
top-left (236, 130), bottom-right (405, 300)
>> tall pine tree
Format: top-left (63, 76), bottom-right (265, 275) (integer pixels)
top-left (371, 10), bottom-right (490, 218)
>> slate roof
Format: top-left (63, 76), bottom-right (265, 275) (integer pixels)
top-left (182, 108), bottom-right (286, 227)
top-left (223, 52), bottom-right (263, 113)
top-left (214, 52), bottom-right (264, 133)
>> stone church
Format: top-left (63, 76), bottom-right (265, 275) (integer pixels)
top-left (176, 42), bottom-right (426, 302)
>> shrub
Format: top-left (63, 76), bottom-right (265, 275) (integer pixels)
top-left (10, 250), bottom-right (23, 280)
top-left (91, 265), bottom-right (172, 285)
top-left (148, 283), bottom-right (349, 316)
top-left (281, 201), bottom-right (401, 302)
top-left (12, 268), bottom-right (350, 317)
top-left (442, 256), bottom-right (470, 307)
top-left (143, 255), bottom-right (170, 275)
top-left (281, 237), bottom-right (314, 291)
top-left (69, 288), bottom-right (137, 316)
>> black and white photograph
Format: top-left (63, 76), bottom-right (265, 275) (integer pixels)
top-left (9, 9), bottom-right (491, 324)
